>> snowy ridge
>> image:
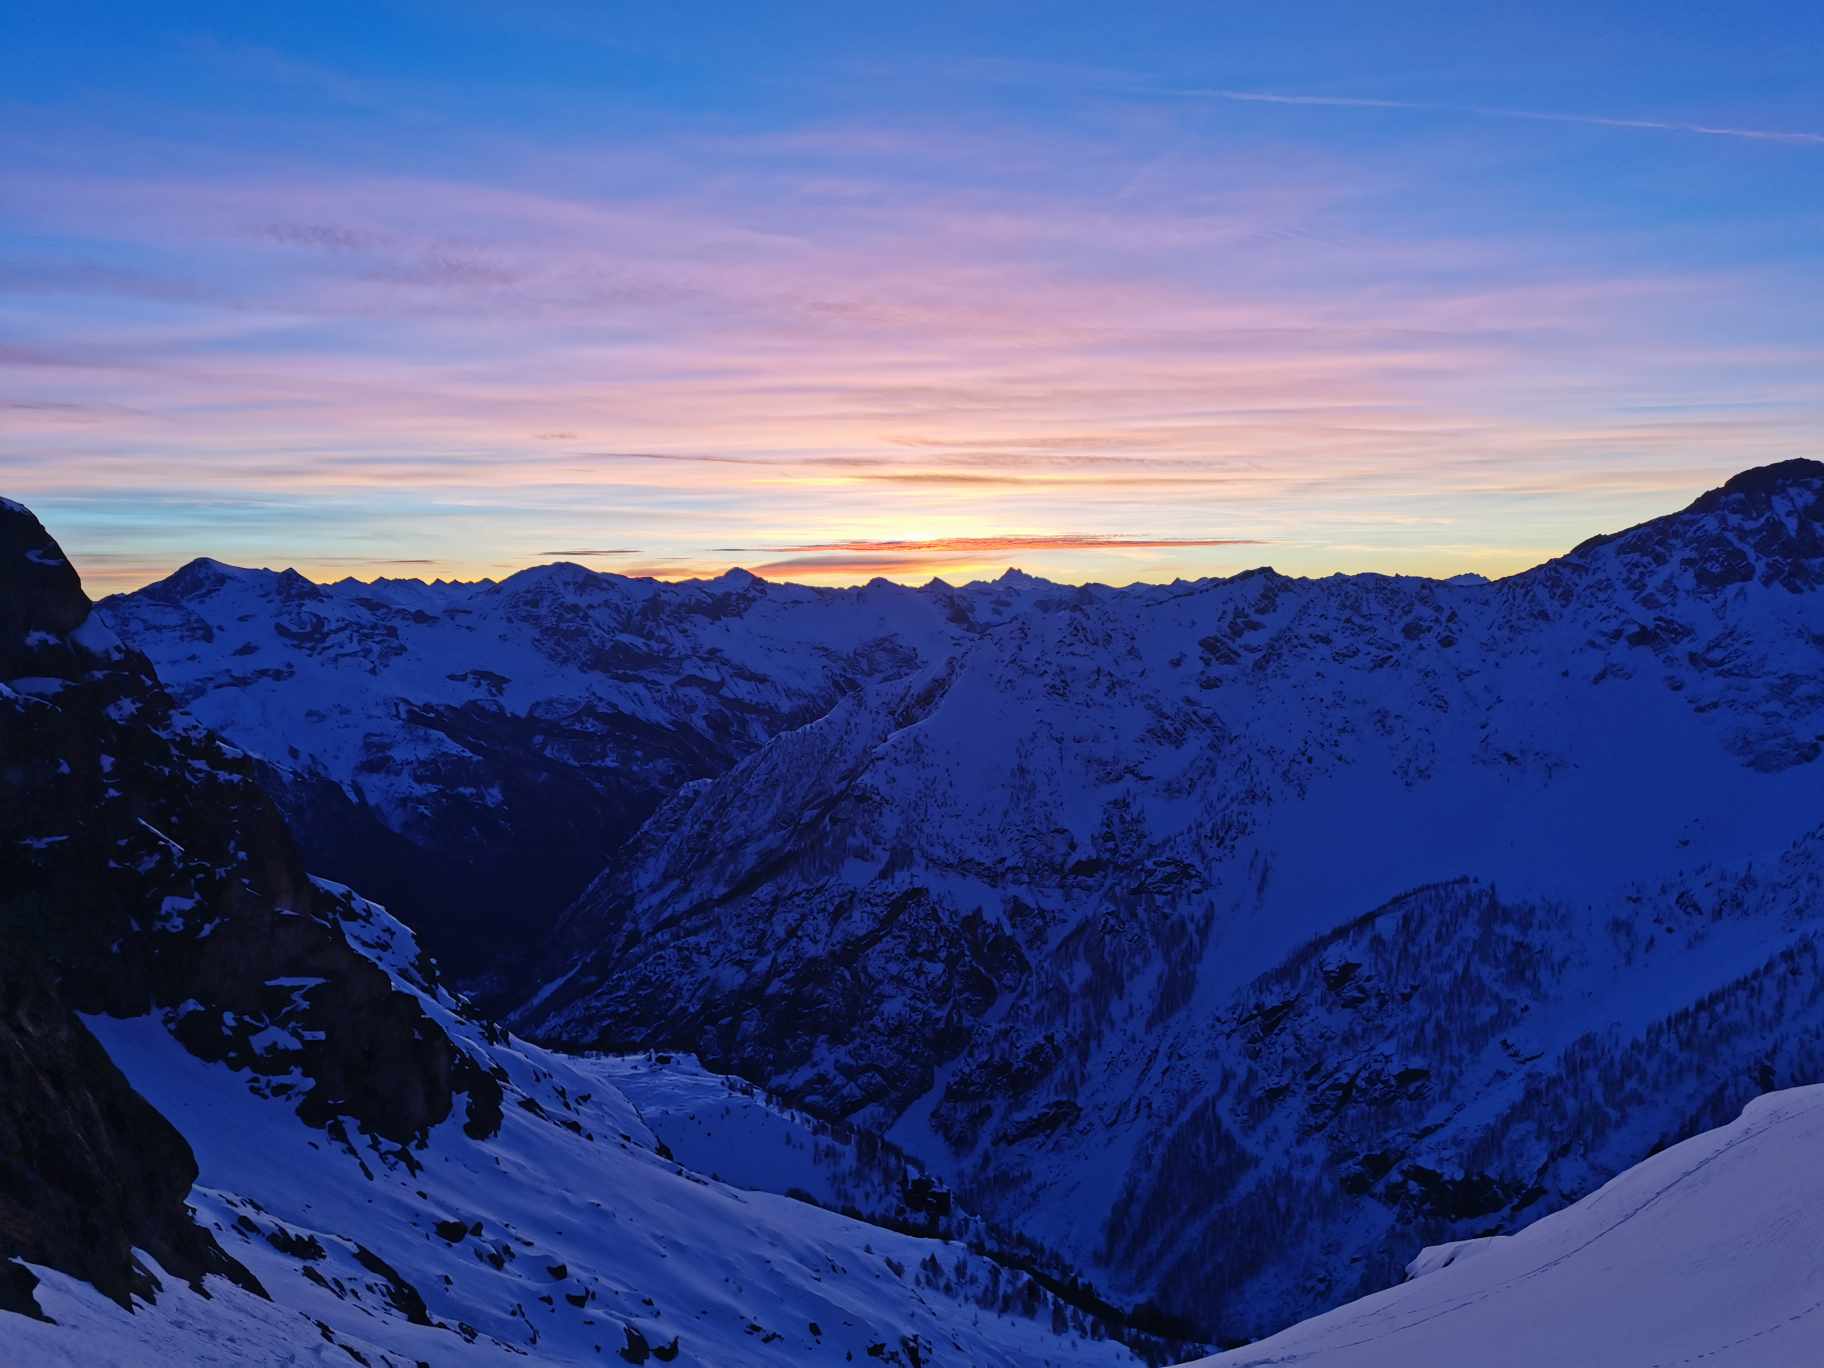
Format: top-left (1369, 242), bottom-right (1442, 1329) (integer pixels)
top-left (1193, 1084), bottom-right (1824, 1366)
top-left (100, 462), bottom-right (1824, 995)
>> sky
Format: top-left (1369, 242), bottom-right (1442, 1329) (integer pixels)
top-left (3, 2), bottom-right (1822, 593)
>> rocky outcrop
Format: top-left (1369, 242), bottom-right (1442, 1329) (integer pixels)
top-left (0, 966), bottom-right (264, 1315)
top-left (0, 497), bottom-right (89, 678)
top-left (0, 500), bottom-right (501, 1315)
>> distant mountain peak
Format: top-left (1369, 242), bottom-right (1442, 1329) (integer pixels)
top-left (129, 556), bottom-right (258, 605)
top-left (496, 559), bottom-right (600, 586)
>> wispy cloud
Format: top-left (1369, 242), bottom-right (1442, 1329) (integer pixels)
top-left (1163, 87), bottom-right (1824, 146)
top-left (6, 104), bottom-right (1821, 590)
top-left (851, 472), bottom-right (1271, 489)
top-left (258, 221), bottom-right (383, 252)
top-left (748, 552), bottom-right (986, 578)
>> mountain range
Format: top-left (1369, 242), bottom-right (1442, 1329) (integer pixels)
top-left (5, 459), bottom-right (1824, 1361)
top-left (100, 459), bottom-right (1824, 1339)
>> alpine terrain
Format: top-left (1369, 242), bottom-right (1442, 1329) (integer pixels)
top-left (0, 496), bottom-right (1184, 1366)
top-left (7, 466), bottom-right (1816, 1364)
top-left (92, 460), bottom-right (1824, 1346)
top-left (98, 558), bottom-right (969, 996)
top-left (505, 459), bottom-right (1824, 1339)
top-left (12, 0), bottom-right (1824, 1358)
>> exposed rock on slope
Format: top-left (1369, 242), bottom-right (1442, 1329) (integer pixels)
top-left (0, 965), bottom-right (259, 1320)
top-left (0, 497), bottom-right (498, 1317)
top-left (0, 501), bottom-right (257, 1317)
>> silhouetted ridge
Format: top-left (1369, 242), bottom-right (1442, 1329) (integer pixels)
top-left (0, 498), bottom-right (503, 1319)
top-left (1689, 457), bottom-right (1824, 513)
top-left (0, 498), bottom-right (90, 673)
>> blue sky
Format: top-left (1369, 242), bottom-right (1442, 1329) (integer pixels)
top-left (4, 2), bottom-right (1821, 590)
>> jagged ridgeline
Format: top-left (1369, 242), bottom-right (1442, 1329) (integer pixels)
top-left (47, 459), bottom-right (1824, 1346)
top-left (503, 460), bottom-right (1824, 1338)
top-left (1, 497), bottom-right (1180, 1368)
top-left (100, 557), bottom-right (941, 1000)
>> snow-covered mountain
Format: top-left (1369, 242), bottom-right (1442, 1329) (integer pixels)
top-left (508, 460), bottom-right (1824, 1339)
top-left (0, 499), bottom-right (1181, 1366)
top-left (1192, 1083), bottom-right (1824, 1366)
top-left (88, 461), bottom-right (1824, 1345)
top-left (102, 465), bottom-right (1824, 1006)
top-left (99, 557), bottom-right (978, 993)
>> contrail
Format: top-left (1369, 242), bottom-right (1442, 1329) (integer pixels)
top-left (1163, 86), bottom-right (1824, 146)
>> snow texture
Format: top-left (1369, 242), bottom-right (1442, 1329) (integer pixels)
top-left (1194, 1085), bottom-right (1824, 1366)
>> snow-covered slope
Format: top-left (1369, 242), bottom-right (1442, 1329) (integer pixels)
top-left (595, 1052), bottom-right (956, 1236)
top-left (0, 499), bottom-right (1173, 1367)
top-left (1192, 1084), bottom-right (1824, 1366)
top-left (11, 891), bottom-right (1156, 1367)
top-left (513, 460), bottom-right (1824, 1339)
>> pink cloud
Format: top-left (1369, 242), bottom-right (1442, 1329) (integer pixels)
top-left (5, 119), bottom-right (1820, 591)
top-left (744, 533), bottom-right (1264, 553)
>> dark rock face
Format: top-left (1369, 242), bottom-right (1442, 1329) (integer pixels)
top-left (0, 498), bottom-right (89, 679)
top-left (0, 502), bottom-right (262, 1310)
top-left (0, 500), bottom-right (501, 1314)
top-left (0, 966), bottom-right (265, 1313)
